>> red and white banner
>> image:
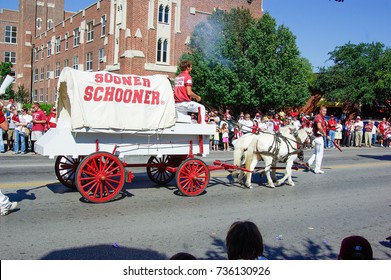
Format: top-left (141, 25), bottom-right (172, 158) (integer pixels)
top-left (57, 67), bottom-right (176, 131)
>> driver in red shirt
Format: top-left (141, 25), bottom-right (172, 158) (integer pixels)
top-left (174, 60), bottom-right (205, 123)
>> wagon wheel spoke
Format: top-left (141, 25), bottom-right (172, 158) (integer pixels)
top-left (55, 155), bottom-right (85, 189)
top-left (76, 152), bottom-right (125, 203)
top-left (176, 159), bottom-right (210, 196)
top-left (146, 155), bottom-right (175, 185)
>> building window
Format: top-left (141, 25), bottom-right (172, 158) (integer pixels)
top-left (41, 46), bottom-right (44, 59)
top-left (4, 52), bottom-right (16, 63)
top-left (99, 48), bottom-right (105, 62)
top-left (87, 21), bottom-right (94, 42)
top-left (74, 28), bottom-right (80, 47)
top-left (64, 59), bottom-right (68, 68)
top-left (34, 48), bottom-right (39, 61)
top-left (157, 38), bottom-right (168, 63)
top-left (5, 26), bottom-right (17, 44)
top-left (55, 62), bottom-right (61, 77)
top-left (37, 18), bottom-right (42, 30)
top-left (157, 39), bottom-right (162, 62)
top-left (163, 39), bottom-right (168, 62)
top-left (164, 6), bottom-right (170, 23)
top-left (86, 52), bottom-right (93, 71)
top-left (46, 89), bottom-right (49, 102)
top-left (47, 19), bottom-right (53, 30)
top-left (34, 68), bottom-right (39, 82)
top-left (73, 56), bottom-right (79, 69)
top-left (47, 42), bottom-right (52, 57)
top-left (55, 37), bottom-right (61, 53)
top-left (158, 4), bottom-right (164, 23)
top-left (46, 65), bottom-right (50, 79)
top-left (65, 32), bottom-right (69, 50)
top-left (101, 15), bottom-right (106, 36)
top-left (40, 67), bottom-right (44, 80)
top-left (39, 89), bottom-right (44, 102)
top-left (33, 90), bottom-right (38, 102)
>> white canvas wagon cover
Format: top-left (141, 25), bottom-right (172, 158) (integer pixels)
top-left (56, 67), bottom-right (176, 131)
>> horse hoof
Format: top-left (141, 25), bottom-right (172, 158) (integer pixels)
top-left (267, 184), bottom-right (275, 188)
top-left (287, 182), bottom-right (295, 186)
top-left (247, 185), bottom-right (253, 189)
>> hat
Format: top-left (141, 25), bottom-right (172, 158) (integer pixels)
top-left (338, 236), bottom-right (373, 260)
top-left (356, 116), bottom-right (361, 119)
top-left (330, 115), bottom-right (334, 117)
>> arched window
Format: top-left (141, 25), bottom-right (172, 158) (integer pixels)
top-left (162, 39), bottom-right (168, 62)
top-left (158, 4), bottom-right (164, 23)
top-left (164, 6), bottom-right (170, 23)
top-left (157, 39), bottom-right (162, 62)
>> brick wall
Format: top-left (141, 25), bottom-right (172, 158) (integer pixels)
top-left (2, 0), bottom-right (263, 104)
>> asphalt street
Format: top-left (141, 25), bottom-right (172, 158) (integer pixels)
top-left (0, 146), bottom-right (390, 260)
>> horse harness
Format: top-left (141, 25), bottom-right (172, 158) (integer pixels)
top-left (254, 128), bottom-right (312, 165)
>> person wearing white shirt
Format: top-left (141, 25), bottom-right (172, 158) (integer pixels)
top-left (292, 116), bottom-right (301, 130)
top-left (354, 116), bottom-right (364, 147)
top-left (371, 121), bottom-right (377, 145)
top-left (239, 114), bottom-right (253, 134)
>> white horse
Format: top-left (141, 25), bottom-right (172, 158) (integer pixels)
top-left (232, 132), bottom-right (277, 186)
top-left (231, 126), bottom-right (297, 187)
top-left (236, 126), bottom-right (313, 189)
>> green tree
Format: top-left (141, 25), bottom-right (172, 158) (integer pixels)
top-left (0, 61), bottom-right (15, 100)
top-left (315, 42), bottom-right (391, 114)
top-left (180, 10), bottom-right (312, 113)
top-left (15, 85), bottom-right (30, 104)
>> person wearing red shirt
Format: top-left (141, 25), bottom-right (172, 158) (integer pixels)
top-left (173, 60), bottom-right (205, 123)
top-left (377, 118), bottom-right (389, 147)
top-left (289, 108), bottom-right (299, 119)
top-left (31, 102), bottom-right (47, 153)
top-left (306, 106), bottom-right (331, 174)
top-left (272, 114), bottom-right (282, 132)
top-left (0, 108), bottom-right (18, 215)
top-left (327, 115), bottom-right (337, 148)
top-left (46, 107), bottom-right (57, 129)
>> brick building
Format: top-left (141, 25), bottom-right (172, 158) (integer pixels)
top-left (1, 0), bottom-right (263, 104)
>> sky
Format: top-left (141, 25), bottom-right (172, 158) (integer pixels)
top-left (1, 0), bottom-right (390, 70)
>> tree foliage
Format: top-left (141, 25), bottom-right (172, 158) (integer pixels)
top-left (315, 42), bottom-right (391, 110)
top-left (0, 61), bottom-right (15, 100)
top-left (15, 85), bottom-right (30, 104)
top-left (180, 10), bottom-right (312, 113)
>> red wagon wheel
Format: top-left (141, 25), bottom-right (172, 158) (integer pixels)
top-left (75, 152), bottom-right (125, 203)
top-left (175, 158), bottom-right (210, 196)
top-left (54, 155), bottom-right (84, 189)
top-left (146, 155), bottom-right (187, 185)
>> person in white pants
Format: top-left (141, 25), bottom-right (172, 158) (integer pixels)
top-left (0, 109), bottom-right (18, 215)
top-left (0, 189), bottom-right (18, 216)
top-left (173, 60), bottom-right (205, 123)
top-left (307, 106), bottom-right (330, 174)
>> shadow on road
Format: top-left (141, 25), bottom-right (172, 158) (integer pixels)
top-left (204, 236), bottom-right (338, 260)
top-left (357, 154), bottom-right (391, 161)
top-left (41, 244), bottom-right (168, 260)
top-left (6, 187), bottom-right (40, 202)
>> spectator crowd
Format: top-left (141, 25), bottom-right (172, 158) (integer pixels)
top-left (204, 108), bottom-right (391, 151)
top-left (0, 100), bottom-right (56, 154)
